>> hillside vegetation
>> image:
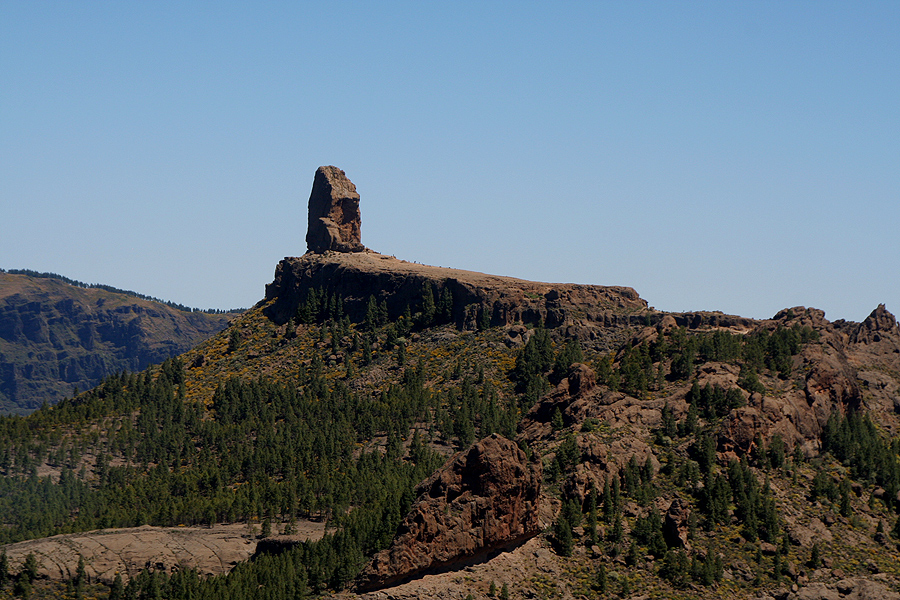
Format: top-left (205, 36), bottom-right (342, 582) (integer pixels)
top-left (0, 270), bottom-right (240, 415)
top-left (0, 254), bottom-right (899, 600)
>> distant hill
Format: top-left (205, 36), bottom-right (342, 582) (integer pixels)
top-left (0, 269), bottom-right (241, 414)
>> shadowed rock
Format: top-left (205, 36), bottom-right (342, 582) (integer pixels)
top-left (567, 363), bottom-right (596, 396)
top-left (264, 251), bottom-right (648, 340)
top-left (663, 498), bottom-right (692, 551)
top-left (305, 166), bottom-right (365, 254)
top-left (355, 434), bottom-right (542, 592)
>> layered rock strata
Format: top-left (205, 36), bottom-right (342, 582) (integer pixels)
top-left (265, 251), bottom-right (648, 342)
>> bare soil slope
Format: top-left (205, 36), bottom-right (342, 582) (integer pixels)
top-left (2, 521), bottom-right (325, 583)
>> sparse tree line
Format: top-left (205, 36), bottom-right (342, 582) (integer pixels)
top-left (549, 418), bottom-right (786, 589)
top-left (594, 323), bottom-right (818, 400)
top-left (0, 268), bottom-right (240, 314)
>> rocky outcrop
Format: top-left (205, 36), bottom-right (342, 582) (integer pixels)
top-left (711, 305), bottom-right (900, 455)
top-left (355, 434), bottom-right (542, 592)
top-left (305, 166), bottom-right (365, 254)
top-left (519, 304), bottom-right (900, 506)
top-left (264, 251), bottom-right (647, 348)
top-left (0, 522), bottom-right (325, 583)
top-left (566, 363), bottom-right (596, 396)
top-left (663, 498), bottom-right (692, 551)
top-left (852, 304), bottom-right (900, 344)
top-left (269, 166), bottom-right (649, 347)
top-left (788, 577), bottom-right (900, 600)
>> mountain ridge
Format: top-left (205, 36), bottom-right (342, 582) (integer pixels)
top-left (0, 270), bottom-right (241, 414)
top-left (1, 167), bottom-right (900, 600)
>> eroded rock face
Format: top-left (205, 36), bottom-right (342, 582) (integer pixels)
top-left (355, 434), bottom-right (542, 592)
top-left (663, 498), bottom-right (692, 551)
top-left (567, 363), bottom-right (596, 396)
top-left (264, 251), bottom-right (648, 344)
top-left (306, 166), bottom-right (365, 254)
top-left (853, 304), bottom-right (900, 344)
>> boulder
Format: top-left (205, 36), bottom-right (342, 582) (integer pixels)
top-left (306, 166), bottom-right (365, 253)
top-left (663, 498), bottom-right (692, 551)
top-left (567, 363), bottom-right (596, 396)
top-left (355, 434), bottom-right (542, 591)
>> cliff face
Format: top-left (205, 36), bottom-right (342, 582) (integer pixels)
top-left (265, 251), bottom-right (648, 344)
top-left (267, 165), bottom-right (651, 346)
top-left (0, 272), bottom-right (236, 414)
top-left (356, 434), bottom-right (542, 592)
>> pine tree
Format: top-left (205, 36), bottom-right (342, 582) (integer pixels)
top-left (587, 486), bottom-right (599, 546)
top-left (551, 338), bottom-right (584, 383)
top-left (74, 555), bottom-right (86, 592)
top-left (554, 514), bottom-right (574, 556)
top-left (420, 284), bottom-right (436, 327)
top-left (438, 287), bottom-right (453, 323)
top-left (809, 542), bottom-right (821, 568)
top-left (682, 402), bottom-right (699, 436)
top-left (364, 295), bottom-right (378, 331)
top-left (478, 306), bottom-right (491, 331)
top-left (21, 553), bottom-right (38, 583)
top-left (839, 478), bottom-right (852, 517)
top-left (612, 477), bottom-right (622, 513)
top-left (602, 480), bottom-right (613, 522)
top-left (772, 548), bottom-right (783, 580)
top-left (610, 511), bottom-right (624, 545)
top-left (362, 336), bottom-right (372, 365)
top-left (551, 407), bottom-right (565, 431)
top-left (661, 402), bottom-right (677, 439)
top-left (659, 550), bottom-right (689, 588)
top-left (109, 572), bottom-right (125, 600)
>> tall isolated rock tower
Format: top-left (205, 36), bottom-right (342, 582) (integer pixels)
top-left (305, 166), bottom-right (366, 253)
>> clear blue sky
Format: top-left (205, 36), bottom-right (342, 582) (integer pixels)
top-left (2, 2), bottom-right (897, 321)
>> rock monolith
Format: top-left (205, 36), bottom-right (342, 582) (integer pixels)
top-left (306, 166), bottom-right (365, 253)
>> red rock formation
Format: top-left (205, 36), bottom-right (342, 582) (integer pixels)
top-left (567, 363), bottom-right (596, 396)
top-left (264, 251), bottom-right (647, 339)
top-left (853, 304), bottom-right (900, 344)
top-left (355, 434), bottom-right (542, 592)
top-left (305, 166), bottom-right (365, 254)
